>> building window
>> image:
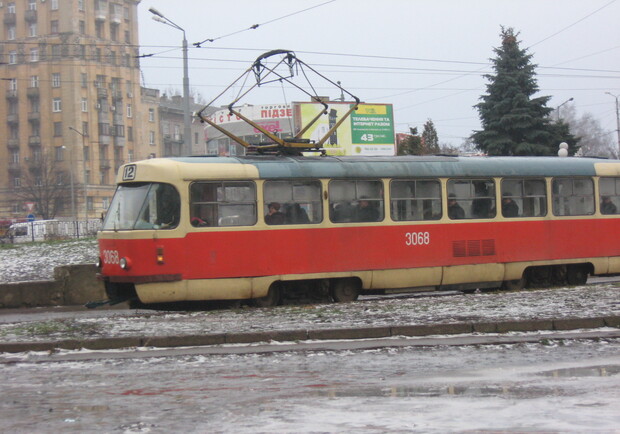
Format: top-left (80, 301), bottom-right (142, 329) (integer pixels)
top-left (82, 121), bottom-right (89, 136)
top-left (8, 78), bottom-right (17, 91)
top-left (9, 51), bottom-right (17, 65)
top-left (124, 30), bottom-right (130, 44)
top-left (81, 98), bottom-right (88, 112)
top-left (29, 23), bottom-right (37, 37)
top-left (54, 122), bottom-right (63, 137)
top-left (149, 131), bottom-right (155, 145)
top-left (126, 104), bottom-right (132, 118)
top-left (51, 0), bottom-right (59, 10)
top-left (51, 45), bottom-right (61, 60)
top-left (95, 21), bottom-right (104, 38)
top-left (55, 146), bottom-right (64, 161)
top-left (81, 73), bottom-right (87, 88)
top-left (28, 0), bottom-right (37, 11)
top-left (102, 197), bottom-right (110, 210)
top-left (127, 126), bottom-right (133, 142)
top-left (30, 75), bottom-right (39, 88)
top-left (13, 177), bottom-right (21, 188)
top-left (30, 49), bottom-right (39, 62)
top-left (8, 3), bottom-right (16, 14)
top-left (51, 20), bottom-right (59, 34)
top-left (56, 172), bottom-right (65, 185)
top-left (99, 123), bottom-right (110, 136)
top-left (7, 25), bottom-right (16, 40)
top-left (148, 108), bottom-right (155, 122)
top-left (110, 23), bottom-right (118, 41)
top-left (51, 73), bottom-right (61, 87)
top-left (79, 20), bottom-right (85, 34)
top-left (11, 150), bottom-right (20, 164)
top-left (78, 0), bottom-right (84, 11)
top-left (52, 98), bottom-right (62, 112)
top-left (195, 132), bottom-right (199, 145)
top-left (87, 197), bottom-right (94, 211)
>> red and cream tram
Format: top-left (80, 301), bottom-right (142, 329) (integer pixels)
top-left (97, 155), bottom-right (620, 307)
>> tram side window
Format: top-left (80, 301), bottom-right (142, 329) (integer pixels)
top-left (552, 177), bottom-right (594, 216)
top-left (447, 179), bottom-right (496, 219)
top-left (390, 179), bottom-right (441, 221)
top-left (263, 180), bottom-right (322, 225)
top-left (329, 180), bottom-right (384, 223)
top-left (599, 177), bottom-right (620, 215)
top-left (190, 181), bottom-right (256, 227)
top-left (500, 178), bottom-right (547, 218)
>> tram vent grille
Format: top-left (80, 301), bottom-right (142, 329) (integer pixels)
top-left (453, 239), bottom-right (495, 257)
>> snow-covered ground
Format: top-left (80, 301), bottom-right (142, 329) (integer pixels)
top-left (0, 238), bottom-right (98, 283)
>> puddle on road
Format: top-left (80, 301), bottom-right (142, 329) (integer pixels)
top-left (308, 366), bottom-right (620, 399)
top-left (538, 364), bottom-right (620, 378)
top-left (311, 384), bottom-right (568, 399)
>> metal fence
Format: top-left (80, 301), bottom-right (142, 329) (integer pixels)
top-left (2, 219), bottom-right (103, 243)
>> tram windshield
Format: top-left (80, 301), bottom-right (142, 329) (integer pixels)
top-left (103, 182), bottom-right (180, 230)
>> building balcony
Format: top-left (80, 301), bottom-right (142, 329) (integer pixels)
top-left (4, 12), bottom-right (16, 25)
top-left (111, 90), bottom-right (123, 100)
top-left (24, 9), bottom-right (37, 22)
top-left (97, 89), bottom-right (108, 100)
top-left (7, 113), bottom-right (18, 123)
top-left (110, 13), bottom-right (122, 24)
top-left (114, 135), bottom-right (125, 147)
top-left (99, 159), bottom-right (111, 169)
top-left (8, 161), bottom-right (21, 172)
top-left (28, 136), bottom-right (41, 146)
top-left (95, 9), bottom-right (106, 21)
top-left (26, 87), bottom-right (39, 97)
top-left (98, 135), bottom-right (111, 145)
top-left (8, 138), bottom-right (20, 148)
top-left (28, 111), bottom-right (40, 121)
top-left (5, 90), bottom-right (18, 100)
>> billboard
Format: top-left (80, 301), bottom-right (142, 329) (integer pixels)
top-left (293, 102), bottom-right (395, 156)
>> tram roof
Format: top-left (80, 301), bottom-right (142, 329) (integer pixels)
top-left (161, 155), bottom-right (617, 179)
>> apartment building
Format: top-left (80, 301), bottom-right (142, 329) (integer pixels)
top-left (0, 0), bottom-right (143, 220)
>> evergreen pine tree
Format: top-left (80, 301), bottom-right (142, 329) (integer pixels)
top-left (397, 127), bottom-right (423, 155)
top-left (422, 119), bottom-right (440, 154)
top-left (472, 27), bottom-right (577, 155)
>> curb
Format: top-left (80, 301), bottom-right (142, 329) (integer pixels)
top-left (1, 315), bottom-right (619, 354)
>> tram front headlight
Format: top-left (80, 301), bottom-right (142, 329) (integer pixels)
top-left (96, 257), bottom-right (102, 268)
top-left (119, 257), bottom-right (132, 270)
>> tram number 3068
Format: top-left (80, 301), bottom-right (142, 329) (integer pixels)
top-left (405, 231), bottom-right (430, 246)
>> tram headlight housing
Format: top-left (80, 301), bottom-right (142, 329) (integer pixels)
top-left (96, 257), bottom-right (102, 268)
top-left (119, 257), bottom-right (132, 270)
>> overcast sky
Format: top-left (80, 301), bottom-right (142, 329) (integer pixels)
top-left (137, 0), bottom-right (620, 147)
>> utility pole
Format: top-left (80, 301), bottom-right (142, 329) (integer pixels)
top-left (606, 92), bottom-right (620, 159)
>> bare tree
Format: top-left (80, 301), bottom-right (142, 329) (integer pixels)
top-left (556, 105), bottom-right (617, 158)
top-left (14, 150), bottom-right (74, 220)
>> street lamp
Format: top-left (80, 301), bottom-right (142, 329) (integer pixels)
top-left (556, 97), bottom-right (573, 121)
top-left (605, 92), bottom-right (620, 159)
top-left (149, 7), bottom-right (192, 156)
top-left (68, 126), bottom-right (88, 219)
top-left (60, 144), bottom-right (76, 236)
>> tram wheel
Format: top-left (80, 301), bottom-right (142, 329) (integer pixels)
top-left (567, 265), bottom-right (588, 286)
top-left (331, 278), bottom-right (360, 303)
top-left (501, 276), bottom-right (526, 291)
top-left (251, 283), bottom-right (282, 308)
